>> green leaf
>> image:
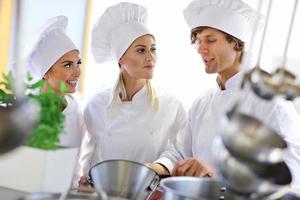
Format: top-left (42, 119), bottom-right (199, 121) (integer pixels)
top-left (59, 82), bottom-right (68, 93)
top-left (1, 72), bottom-right (65, 150)
top-left (27, 79), bottom-right (45, 89)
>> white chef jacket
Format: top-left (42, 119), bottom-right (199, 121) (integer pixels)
top-left (78, 85), bottom-right (187, 177)
top-left (60, 94), bottom-right (85, 147)
top-left (156, 72), bottom-right (300, 184)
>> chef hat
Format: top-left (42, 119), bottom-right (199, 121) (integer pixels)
top-left (26, 15), bottom-right (78, 79)
top-left (91, 2), bottom-right (152, 64)
top-left (183, 0), bottom-right (260, 43)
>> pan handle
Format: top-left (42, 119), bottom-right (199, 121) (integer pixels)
top-left (148, 175), bottom-right (160, 191)
top-left (148, 174), bottom-right (171, 191)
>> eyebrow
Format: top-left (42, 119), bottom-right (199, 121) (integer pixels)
top-left (134, 44), bottom-right (156, 48)
top-left (60, 59), bottom-right (81, 64)
top-left (61, 60), bottom-right (73, 64)
top-left (197, 34), bottom-right (215, 39)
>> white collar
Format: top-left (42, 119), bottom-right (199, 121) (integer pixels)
top-left (216, 72), bottom-right (243, 90)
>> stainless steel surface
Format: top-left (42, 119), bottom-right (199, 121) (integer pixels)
top-left (0, 187), bottom-right (99, 200)
top-left (89, 159), bottom-right (159, 200)
top-left (161, 177), bottom-right (245, 200)
top-left (213, 138), bottom-right (291, 195)
top-left (220, 106), bottom-right (287, 164)
top-left (244, 66), bottom-right (300, 101)
top-left (213, 138), bottom-right (263, 194)
top-left (0, 100), bottom-right (38, 154)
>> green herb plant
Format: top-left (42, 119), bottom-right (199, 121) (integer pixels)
top-left (0, 72), bottom-right (66, 150)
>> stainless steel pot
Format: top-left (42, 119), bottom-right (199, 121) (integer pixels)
top-left (220, 105), bottom-right (287, 164)
top-left (161, 177), bottom-right (245, 200)
top-left (213, 138), bottom-right (264, 194)
top-left (213, 138), bottom-right (291, 195)
top-left (89, 159), bottom-right (160, 200)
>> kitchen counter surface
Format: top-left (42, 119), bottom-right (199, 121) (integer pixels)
top-left (0, 187), bottom-right (99, 200)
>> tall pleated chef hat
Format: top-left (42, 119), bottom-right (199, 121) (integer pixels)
top-left (183, 0), bottom-right (260, 43)
top-left (91, 2), bottom-right (153, 64)
top-left (26, 15), bottom-right (78, 79)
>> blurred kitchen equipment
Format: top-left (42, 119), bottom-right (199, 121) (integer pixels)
top-left (213, 138), bottom-right (291, 195)
top-left (0, 0), bottom-right (38, 155)
top-left (243, 0), bottom-right (300, 100)
top-left (18, 191), bottom-right (99, 200)
top-left (213, 138), bottom-right (262, 194)
top-left (0, 99), bottom-right (38, 154)
top-left (242, 0), bottom-right (276, 100)
top-left (160, 176), bottom-right (244, 200)
top-left (220, 103), bottom-right (287, 164)
top-left (269, 0), bottom-right (300, 101)
top-left (89, 159), bottom-right (160, 200)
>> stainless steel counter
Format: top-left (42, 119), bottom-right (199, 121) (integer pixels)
top-left (0, 187), bottom-right (99, 200)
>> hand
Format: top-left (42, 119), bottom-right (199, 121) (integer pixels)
top-left (171, 158), bottom-right (210, 177)
top-left (77, 176), bottom-right (95, 193)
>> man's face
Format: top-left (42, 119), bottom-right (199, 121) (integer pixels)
top-left (195, 27), bottom-right (241, 76)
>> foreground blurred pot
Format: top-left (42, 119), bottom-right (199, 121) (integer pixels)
top-left (89, 159), bottom-right (160, 200)
top-left (0, 100), bottom-right (38, 154)
top-left (220, 105), bottom-right (287, 164)
top-left (213, 138), bottom-right (291, 195)
top-left (160, 177), bottom-right (245, 200)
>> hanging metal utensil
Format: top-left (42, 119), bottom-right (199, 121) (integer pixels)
top-left (242, 0), bottom-right (278, 101)
top-left (244, 0), bottom-right (300, 100)
top-left (271, 0), bottom-right (300, 100)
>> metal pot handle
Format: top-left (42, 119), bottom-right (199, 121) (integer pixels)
top-left (148, 175), bottom-right (160, 191)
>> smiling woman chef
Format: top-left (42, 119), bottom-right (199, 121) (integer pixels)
top-left (25, 15), bottom-right (85, 148)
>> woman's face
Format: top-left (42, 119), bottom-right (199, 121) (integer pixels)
top-left (43, 50), bottom-right (81, 94)
top-left (119, 34), bottom-right (157, 81)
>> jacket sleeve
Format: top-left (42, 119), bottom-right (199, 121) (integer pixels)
top-left (271, 100), bottom-right (300, 185)
top-left (155, 104), bottom-right (193, 173)
top-left (72, 102), bottom-right (101, 188)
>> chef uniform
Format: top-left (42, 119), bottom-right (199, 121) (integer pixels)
top-left (77, 2), bottom-right (187, 178)
top-left (26, 16), bottom-right (85, 148)
top-left (155, 0), bottom-right (300, 185)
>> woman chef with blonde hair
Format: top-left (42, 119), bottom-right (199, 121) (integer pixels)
top-left (78, 2), bottom-right (186, 187)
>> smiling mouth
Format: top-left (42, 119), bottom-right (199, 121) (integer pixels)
top-left (66, 80), bottom-right (77, 87)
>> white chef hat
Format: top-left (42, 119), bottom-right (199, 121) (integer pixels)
top-left (183, 0), bottom-right (260, 43)
top-left (26, 15), bottom-right (78, 79)
top-left (91, 2), bottom-right (152, 64)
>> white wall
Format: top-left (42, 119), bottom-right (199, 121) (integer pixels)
top-left (82, 0), bottom-right (300, 109)
top-left (9, 0), bottom-right (300, 109)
